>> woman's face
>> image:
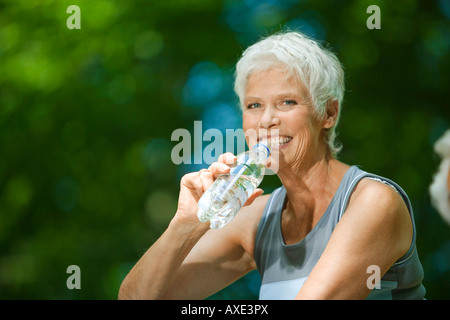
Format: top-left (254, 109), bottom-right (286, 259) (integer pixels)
top-left (242, 67), bottom-right (327, 172)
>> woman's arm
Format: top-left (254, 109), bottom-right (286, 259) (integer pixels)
top-left (160, 198), bottom-right (266, 300)
top-left (295, 178), bottom-right (413, 300)
top-left (118, 153), bottom-right (264, 300)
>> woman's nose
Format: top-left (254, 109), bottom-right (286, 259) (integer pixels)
top-left (258, 107), bottom-right (281, 128)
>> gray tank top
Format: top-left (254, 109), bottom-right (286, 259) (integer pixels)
top-left (254, 165), bottom-right (426, 300)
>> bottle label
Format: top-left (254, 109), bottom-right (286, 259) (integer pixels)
top-left (230, 163), bottom-right (253, 177)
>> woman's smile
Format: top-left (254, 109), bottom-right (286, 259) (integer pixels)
top-left (258, 135), bottom-right (294, 150)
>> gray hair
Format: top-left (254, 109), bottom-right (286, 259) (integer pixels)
top-left (234, 31), bottom-right (345, 156)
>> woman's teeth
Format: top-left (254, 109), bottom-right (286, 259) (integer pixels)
top-left (264, 136), bottom-right (293, 146)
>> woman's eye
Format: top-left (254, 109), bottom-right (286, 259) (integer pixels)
top-left (282, 99), bottom-right (297, 106)
top-left (247, 102), bottom-right (262, 109)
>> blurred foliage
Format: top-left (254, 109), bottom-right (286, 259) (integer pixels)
top-left (0, 0), bottom-right (449, 299)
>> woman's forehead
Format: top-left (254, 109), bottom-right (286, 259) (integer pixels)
top-left (245, 68), bottom-right (306, 97)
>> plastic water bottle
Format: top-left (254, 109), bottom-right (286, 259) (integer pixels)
top-left (197, 141), bottom-right (270, 229)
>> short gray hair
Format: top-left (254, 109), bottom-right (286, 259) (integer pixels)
top-left (234, 31), bottom-right (345, 156)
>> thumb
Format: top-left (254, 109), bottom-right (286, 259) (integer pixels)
top-left (243, 188), bottom-right (264, 206)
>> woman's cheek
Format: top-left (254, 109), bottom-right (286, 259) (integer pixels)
top-left (242, 115), bottom-right (259, 145)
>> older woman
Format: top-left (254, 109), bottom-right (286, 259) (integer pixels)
top-left (119, 31), bottom-right (425, 300)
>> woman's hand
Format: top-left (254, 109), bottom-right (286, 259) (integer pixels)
top-left (175, 152), bottom-right (264, 227)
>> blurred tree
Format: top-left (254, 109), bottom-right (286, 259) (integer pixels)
top-left (0, 0), bottom-right (448, 299)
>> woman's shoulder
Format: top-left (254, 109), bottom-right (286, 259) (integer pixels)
top-left (344, 176), bottom-right (413, 257)
top-left (348, 176), bottom-right (407, 215)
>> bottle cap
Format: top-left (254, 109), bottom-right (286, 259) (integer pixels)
top-left (254, 142), bottom-right (270, 157)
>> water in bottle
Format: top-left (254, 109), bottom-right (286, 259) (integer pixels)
top-left (197, 141), bottom-right (270, 229)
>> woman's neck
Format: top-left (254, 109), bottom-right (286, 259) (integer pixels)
top-left (277, 156), bottom-right (349, 221)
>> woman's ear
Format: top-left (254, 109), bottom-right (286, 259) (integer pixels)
top-left (323, 99), bottom-right (339, 129)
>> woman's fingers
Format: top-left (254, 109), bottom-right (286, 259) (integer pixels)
top-left (179, 168), bottom-right (217, 200)
top-left (205, 152), bottom-right (236, 178)
top-left (208, 162), bottom-right (231, 178)
top-left (244, 188), bottom-right (264, 206)
top-left (218, 152), bottom-right (237, 165)
top-left (199, 169), bottom-right (214, 191)
top-left (180, 173), bottom-right (200, 199)
top-left (180, 153), bottom-right (238, 202)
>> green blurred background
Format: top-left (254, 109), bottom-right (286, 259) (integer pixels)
top-left (0, 0), bottom-right (449, 299)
